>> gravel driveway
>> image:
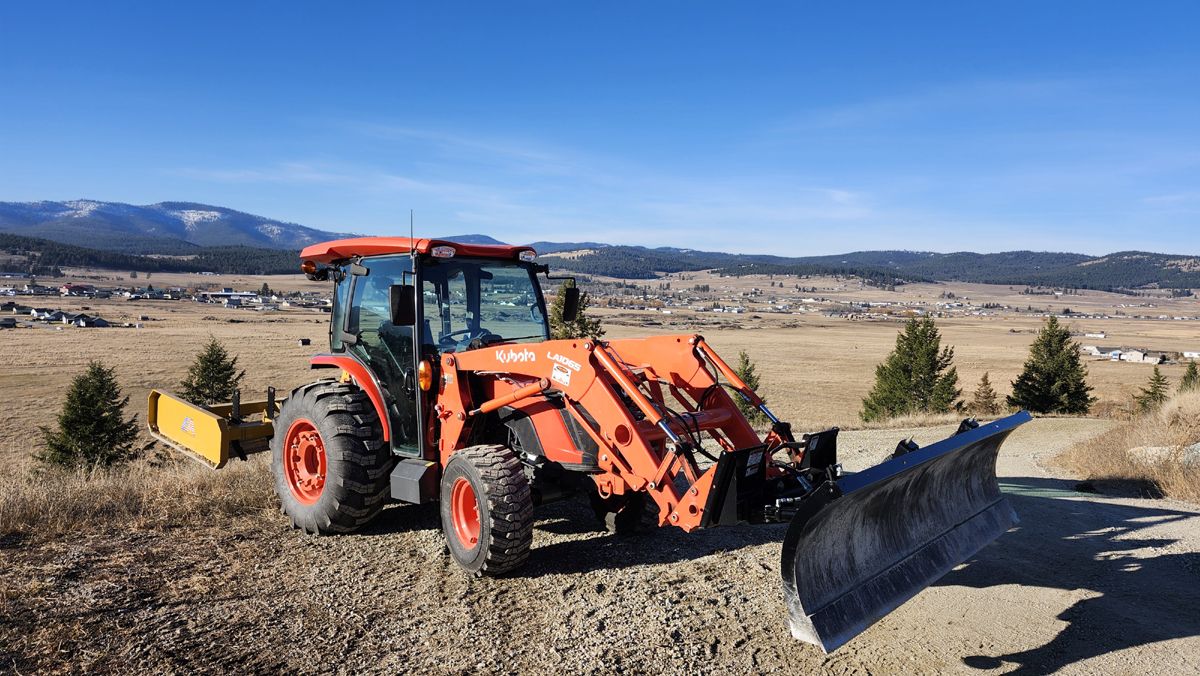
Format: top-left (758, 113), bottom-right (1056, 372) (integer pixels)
top-left (4, 417), bottom-right (1200, 675)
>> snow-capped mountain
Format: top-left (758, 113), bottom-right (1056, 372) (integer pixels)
top-left (0, 200), bottom-right (355, 252)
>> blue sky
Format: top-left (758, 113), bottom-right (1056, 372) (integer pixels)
top-left (1, 2), bottom-right (1197, 256)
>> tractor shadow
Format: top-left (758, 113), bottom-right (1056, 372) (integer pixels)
top-left (360, 501), bottom-right (442, 536)
top-left (935, 476), bottom-right (1200, 675)
top-left (522, 496), bottom-right (791, 577)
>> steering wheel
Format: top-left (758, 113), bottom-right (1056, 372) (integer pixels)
top-left (439, 328), bottom-right (481, 345)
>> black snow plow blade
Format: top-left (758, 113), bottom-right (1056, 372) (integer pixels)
top-left (781, 411), bottom-right (1031, 653)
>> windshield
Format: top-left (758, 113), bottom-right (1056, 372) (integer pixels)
top-left (421, 257), bottom-right (548, 350)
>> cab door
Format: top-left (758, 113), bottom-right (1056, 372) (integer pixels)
top-left (340, 255), bottom-right (421, 456)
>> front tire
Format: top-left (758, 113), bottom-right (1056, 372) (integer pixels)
top-left (440, 445), bottom-right (534, 576)
top-left (271, 380), bottom-right (394, 535)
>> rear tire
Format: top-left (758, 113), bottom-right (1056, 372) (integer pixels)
top-left (271, 380), bottom-right (394, 535)
top-left (440, 444), bottom-right (534, 576)
top-left (589, 491), bottom-right (661, 535)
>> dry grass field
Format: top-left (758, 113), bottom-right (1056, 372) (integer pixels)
top-left (4, 270), bottom-right (1199, 469)
top-left (1058, 391), bottom-right (1200, 502)
top-left (3, 270), bottom-right (1200, 674)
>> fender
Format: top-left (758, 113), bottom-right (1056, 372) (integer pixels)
top-left (310, 354), bottom-right (391, 442)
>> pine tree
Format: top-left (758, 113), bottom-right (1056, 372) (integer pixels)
top-left (130, 270), bottom-right (137, 279)
top-left (733, 349), bottom-right (766, 422)
top-left (260, 282), bottom-right (272, 297)
top-left (36, 361), bottom-right (143, 468)
top-left (970, 372), bottom-right (1001, 416)
top-left (860, 316), bottom-right (961, 422)
top-left (1133, 366), bottom-right (1170, 413)
top-left (179, 336), bottom-right (246, 405)
top-left (548, 281), bottom-right (604, 341)
top-left (1180, 362), bottom-right (1200, 393)
top-left (1007, 316), bottom-right (1095, 414)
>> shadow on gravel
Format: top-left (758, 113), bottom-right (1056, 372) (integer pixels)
top-left (359, 492), bottom-right (789, 572)
top-left (357, 501), bottom-right (441, 536)
top-left (937, 476), bottom-right (1200, 676)
top-left (520, 497), bottom-right (790, 577)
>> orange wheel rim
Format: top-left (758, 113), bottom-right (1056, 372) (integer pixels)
top-left (450, 477), bottom-right (481, 548)
top-left (283, 419), bottom-right (326, 505)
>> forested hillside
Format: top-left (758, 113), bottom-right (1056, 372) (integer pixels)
top-left (4, 218), bottom-right (1198, 290)
top-left (0, 233), bottom-right (300, 276)
top-left (541, 244), bottom-right (1200, 289)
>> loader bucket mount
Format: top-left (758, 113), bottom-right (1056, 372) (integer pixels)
top-left (779, 411), bottom-right (1031, 653)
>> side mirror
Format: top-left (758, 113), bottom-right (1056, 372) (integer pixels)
top-left (561, 286), bottom-right (580, 322)
top-left (389, 284), bottom-right (416, 325)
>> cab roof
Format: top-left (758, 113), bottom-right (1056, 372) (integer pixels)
top-left (299, 237), bottom-right (536, 265)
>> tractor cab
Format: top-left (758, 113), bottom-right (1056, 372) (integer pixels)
top-left (302, 238), bottom-right (554, 456)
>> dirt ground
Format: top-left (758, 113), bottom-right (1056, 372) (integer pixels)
top-left (3, 274), bottom-right (1200, 674)
top-left (3, 418), bottom-right (1199, 675)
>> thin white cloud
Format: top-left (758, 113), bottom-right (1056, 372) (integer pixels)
top-left (1142, 191), bottom-right (1200, 204)
top-left (165, 102), bottom-right (1200, 257)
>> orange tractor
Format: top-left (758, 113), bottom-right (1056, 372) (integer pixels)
top-left (148, 236), bottom-right (1031, 652)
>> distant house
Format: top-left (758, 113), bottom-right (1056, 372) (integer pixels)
top-left (0, 317), bottom-right (16, 329)
top-left (1090, 346), bottom-right (1123, 358)
top-left (75, 316), bottom-right (109, 328)
top-left (1121, 349), bottom-right (1165, 364)
top-left (1184, 351), bottom-right (1200, 360)
top-left (58, 284), bottom-right (90, 296)
top-left (203, 289), bottom-right (255, 304)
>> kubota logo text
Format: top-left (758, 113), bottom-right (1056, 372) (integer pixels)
top-left (496, 348), bottom-right (537, 364)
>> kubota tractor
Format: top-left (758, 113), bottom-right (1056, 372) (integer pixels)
top-left (148, 236), bottom-right (1031, 652)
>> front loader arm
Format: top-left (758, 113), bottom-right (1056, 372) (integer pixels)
top-left (448, 335), bottom-right (776, 531)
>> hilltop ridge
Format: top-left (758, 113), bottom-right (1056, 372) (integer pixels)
top-left (2, 203), bottom-right (1198, 290)
top-left (0, 200), bottom-right (354, 253)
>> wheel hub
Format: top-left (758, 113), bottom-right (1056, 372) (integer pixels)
top-left (450, 477), bottom-right (481, 548)
top-left (283, 419), bottom-right (326, 505)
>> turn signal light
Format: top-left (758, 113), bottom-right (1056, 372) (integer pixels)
top-left (301, 260), bottom-right (316, 275)
top-left (432, 246), bottom-right (456, 259)
top-left (418, 360), bottom-right (434, 391)
top-left (519, 250), bottom-right (537, 262)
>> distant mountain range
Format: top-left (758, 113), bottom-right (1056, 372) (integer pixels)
top-left (535, 244), bottom-right (1200, 290)
top-left (2, 201), bottom-right (1197, 290)
top-left (441, 236), bottom-right (1200, 291)
top-left (0, 200), bottom-right (354, 253)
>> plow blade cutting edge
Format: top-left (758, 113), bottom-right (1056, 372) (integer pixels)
top-left (780, 411), bottom-right (1031, 653)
